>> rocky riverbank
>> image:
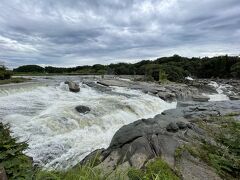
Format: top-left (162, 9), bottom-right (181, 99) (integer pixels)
top-left (78, 78), bottom-right (240, 179)
top-left (83, 78), bottom-right (240, 102)
top-left (80, 100), bottom-right (240, 179)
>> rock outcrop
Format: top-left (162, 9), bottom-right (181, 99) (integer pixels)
top-left (81, 100), bottom-right (240, 179)
top-left (65, 81), bottom-right (80, 92)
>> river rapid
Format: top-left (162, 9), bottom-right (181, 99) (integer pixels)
top-left (0, 76), bottom-right (176, 169)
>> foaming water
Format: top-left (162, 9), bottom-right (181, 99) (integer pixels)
top-left (0, 80), bottom-right (176, 169)
top-left (204, 81), bottom-right (230, 101)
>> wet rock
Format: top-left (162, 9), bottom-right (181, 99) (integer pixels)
top-left (229, 95), bottom-right (240, 100)
top-left (75, 105), bottom-right (90, 114)
top-left (192, 95), bottom-right (210, 102)
top-left (157, 91), bottom-right (176, 101)
top-left (65, 81), bottom-right (80, 92)
top-left (0, 166), bottom-right (8, 180)
top-left (166, 122), bottom-right (179, 132)
top-left (187, 79), bottom-right (218, 94)
top-left (97, 81), bottom-right (110, 87)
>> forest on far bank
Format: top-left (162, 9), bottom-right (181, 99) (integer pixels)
top-left (12, 55), bottom-right (240, 82)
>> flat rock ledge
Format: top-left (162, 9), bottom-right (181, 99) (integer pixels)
top-left (80, 100), bottom-right (240, 180)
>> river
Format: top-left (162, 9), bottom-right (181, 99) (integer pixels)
top-left (0, 76), bottom-right (177, 169)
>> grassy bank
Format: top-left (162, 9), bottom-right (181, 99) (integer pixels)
top-left (175, 114), bottom-right (240, 180)
top-left (0, 77), bottom-right (31, 85)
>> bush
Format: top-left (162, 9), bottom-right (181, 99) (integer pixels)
top-left (161, 65), bottom-right (186, 82)
top-left (0, 123), bottom-right (34, 180)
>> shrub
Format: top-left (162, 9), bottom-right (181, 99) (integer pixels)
top-left (0, 123), bottom-right (34, 180)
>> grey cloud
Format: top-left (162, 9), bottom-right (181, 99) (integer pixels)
top-left (0, 0), bottom-right (239, 68)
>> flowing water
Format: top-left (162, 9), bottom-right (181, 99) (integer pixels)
top-left (0, 76), bottom-right (176, 169)
top-left (204, 81), bottom-right (230, 101)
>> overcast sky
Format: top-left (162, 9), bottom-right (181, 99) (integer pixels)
top-left (0, 0), bottom-right (240, 68)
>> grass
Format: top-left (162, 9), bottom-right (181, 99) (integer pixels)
top-left (35, 166), bottom-right (103, 180)
top-left (175, 115), bottom-right (240, 180)
top-left (128, 158), bottom-right (179, 180)
top-left (36, 157), bottom-right (180, 180)
top-left (0, 77), bottom-right (31, 85)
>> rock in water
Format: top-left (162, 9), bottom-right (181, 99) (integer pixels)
top-left (65, 81), bottom-right (80, 92)
top-left (192, 95), bottom-right (210, 102)
top-left (75, 105), bottom-right (90, 114)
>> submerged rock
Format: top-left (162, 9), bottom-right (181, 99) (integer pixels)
top-left (65, 81), bottom-right (80, 92)
top-left (75, 105), bottom-right (90, 114)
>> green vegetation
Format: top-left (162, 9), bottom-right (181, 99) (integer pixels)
top-left (0, 123), bottom-right (35, 180)
top-left (0, 65), bottom-right (12, 80)
top-left (128, 158), bottom-right (179, 180)
top-left (35, 165), bottom-right (103, 180)
top-left (176, 115), bottom-right (240, 180)
top-left (12, 55), bottom-right (240, 82)
top-left (0, 77), bottom-right (30, 85)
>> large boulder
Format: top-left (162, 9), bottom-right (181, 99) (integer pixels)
top-left (65, 81), bottom-right (80, 92)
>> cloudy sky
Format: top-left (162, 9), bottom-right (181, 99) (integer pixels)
top-left (0, 0), bottom-right (239, 68)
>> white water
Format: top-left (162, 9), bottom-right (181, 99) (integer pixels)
top-left (0, 80), bottom-right (176, 169)
top-left (203, 81), bottom-right (230, 101)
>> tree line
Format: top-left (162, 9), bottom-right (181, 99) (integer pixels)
top-left (13, 55), bottom-right (240, 82)
top-left (0, 65), bottom-right (12, 80)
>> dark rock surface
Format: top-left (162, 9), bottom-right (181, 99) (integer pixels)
top-left (192, 95), bottom-right (210, 102)
top-left (65, 81), bottom-right (80, 92)
top-left (75, 105), bottom-right (91, 114)
top-left (96, 79), bottom-right (202, 102)
top-left (81, 100), bottom-right (240, 179)
top-left (229, 95), bottom-right (240, 100)
top-left (166, 122), bottom-right (179, 132)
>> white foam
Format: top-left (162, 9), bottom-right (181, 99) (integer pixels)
top-left (185, 76), bottom-right (194, 81)
top-left (0, 82), bottom-right (176, 169)
top-left (204, 81), bottom-right (230, 101)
